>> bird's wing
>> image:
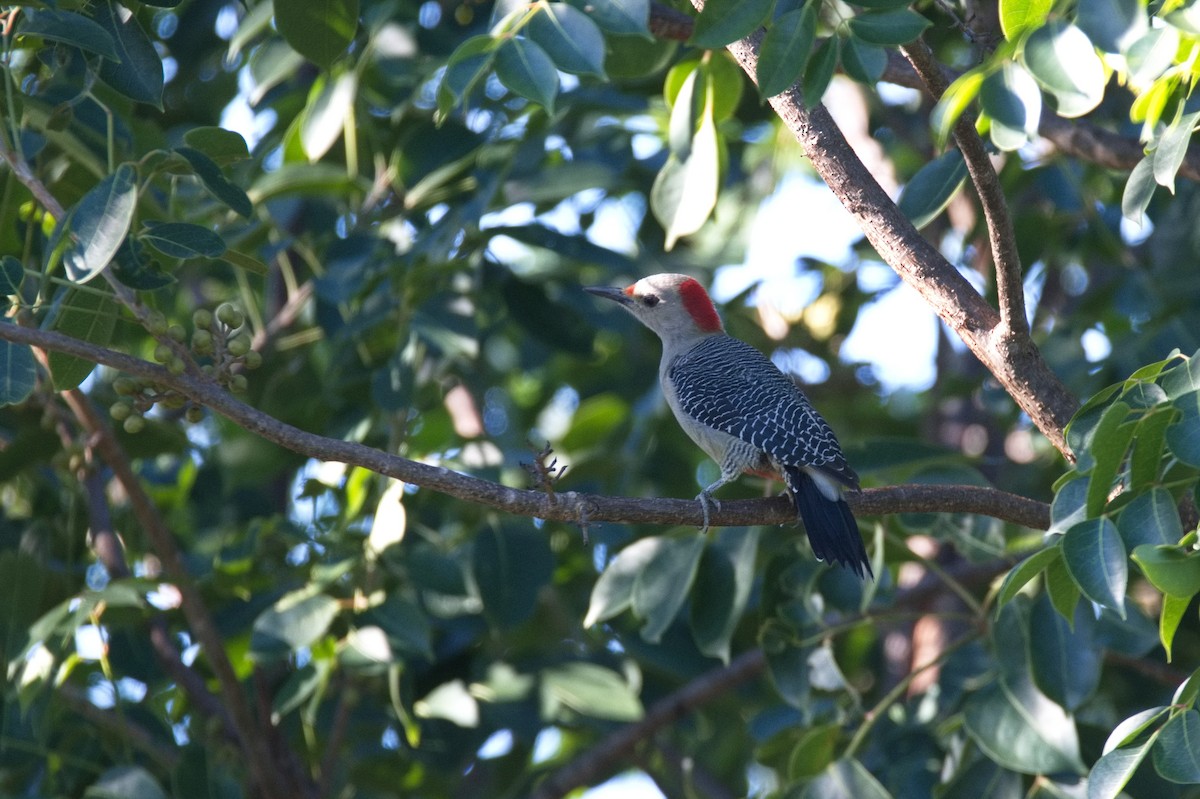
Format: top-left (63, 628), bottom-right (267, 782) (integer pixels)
top-left (668, 335), bottom-right (858, 487)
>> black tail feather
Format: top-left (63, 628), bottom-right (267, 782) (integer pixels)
top-left (784, 466), bottom-right (872, 579)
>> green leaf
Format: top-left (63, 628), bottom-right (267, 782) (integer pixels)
top-left (1021, 21), bottom-right (1104, 118)
top-left (1152, 710), bottom-right (1200, 783)
top-left (1028, 594), bottom-right (1100, 711)
top-left (1166, 389), bottom-right (1200, 467)
top-left (756, 6), bottom-right (817, 99)
top-left (1127, 26), bottom-right (1180, 87)
top-left (585, 536), bottom-right (664, 627)
top-left (271, 662), bottom-right (327, 722)
top-left (250, 593), bottom-right (340, 661)
top-left (85, 765), bottom-right (168, 799)
top-left (1118, 489), bottom-right (1183, 550)
top-left (1162, 349), bottom-right (1200, 399)
top-left (1046, 550), bottom-right (1081, 621)
top-left (473, 525), bottom-right (554, 629)
top-left (1104, 706), bottom-right (1170, 753)
top-left (274, 0), bottom-right (359, 69)
top-left (300, 73), bottom-right (356, 162)
top-left (1075, 0), bottom-right (1146, 53)
top-left (651, 95), bottom-right (720, 250)
top-left (175, 147), bottom-right (253, 218)
top-left (1131, 544), bottom-right (1200, 597)
top-left (632, 533), bottom-right (706, 642)
top-left (931, 67), bottom-right (985, 146)
top-left (59, 164), bottom-right (138, 284)
top-left (846, 9), bottom-right (932, 46)
top-left (437, 36), bottom-right (497, 119)
top-left (1061, 519), bottom-right (1127, 617)
top-left (841, 35), bottom-right (886, 84)
top-left (1129, 408), bottom-right (1177, 491)
top-left (495, 38), bottom-right (559, 112)
top-left (980, 63), bottom-right (1041, 149)
top-left (1159, 592), bottom-right (1191, 661)
top-left (18, 9), bottom-right (120, 61)
top-left (801, 758), bottom-right (892, 799)
top-left (113, 239), bottom-right (175, 290)
top-left (997, 546), bottom-right (1061, 609)
top-left (690, 0), bottom-right (775, 50)
top-left (91, 1), bottom-right (164, 109)
top-left (1089, 743), bottom-right (1156, 799)
top-left (999, 0), bottom-right (1051, 41)
top-left (540, 662), bottom-right (643, 721)
top-left (46, 289), bottom-right (118, 391)
top-left (527, 3), bottom-right (607, 77)
top-left (140, 222), bottom-right (227, 259)
top-left (567, 0), bottom-right (650, 36)
top-left (1050, 476), bottom-right (1089, 535)
top-left (1153, 111), bottom-right (1200, 193)
top-left (690, 528), bottom-right (759, 663)
top-left (0, 256), bottom-right (23, 295)
top-left (182, 127), bottom-right (250, 166)
top-left (898, 149), bottom-right (969, 229)
top-left (361, 595), bottom-right (433, 659)
top-left (787, 725), bottom-right (841, 778)
top-left (1083, 401), bottom-right (1134, 517)
top-left (963, 677), bottom-right (1083, 775)
top-left (1164, 4), bottom-right (1200, 36)
top-left (0, 324), bottom-right (37, 407)
top-left (803, 36), bottom-right (840, 108)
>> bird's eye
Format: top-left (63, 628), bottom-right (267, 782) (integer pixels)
top-left (642, 294), bottom-right (660, 307)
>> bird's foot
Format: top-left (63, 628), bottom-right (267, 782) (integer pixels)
top-left (695, 491), bottom-right (721, 533)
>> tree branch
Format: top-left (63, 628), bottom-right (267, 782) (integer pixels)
top-left (900, 39), bottom-right (1028, 338)
top-left (705, 21), bottom-right (1079, 458)
top-left (0, 322), bottom-right (1052, 532)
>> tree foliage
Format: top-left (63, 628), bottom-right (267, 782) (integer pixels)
top-left (1, 0), bottom-right (1200, 797)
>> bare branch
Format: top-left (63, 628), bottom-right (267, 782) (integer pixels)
top-left (0, 322), bottom-right (1051, 532)
top-left (900, 39), bottom-right (1028, 338)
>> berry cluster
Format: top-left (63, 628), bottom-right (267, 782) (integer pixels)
top-left (109, 303), bottom-right (261, 432)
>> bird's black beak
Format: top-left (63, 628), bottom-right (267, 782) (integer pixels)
top-left (584, 285), bottom-right (633, 306)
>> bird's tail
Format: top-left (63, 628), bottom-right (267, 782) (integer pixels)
top-left (783, 466), bottom-right (872, 579)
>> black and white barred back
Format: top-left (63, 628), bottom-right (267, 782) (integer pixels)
top-left (669, 335), bottom-right (871, 578)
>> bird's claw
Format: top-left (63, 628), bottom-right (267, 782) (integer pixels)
top-left (695, 491), bottom-right (721, 533)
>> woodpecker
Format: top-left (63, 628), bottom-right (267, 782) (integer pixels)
top-left (586, 273), bottom-right (871, 578)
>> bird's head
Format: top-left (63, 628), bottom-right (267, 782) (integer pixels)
top-left (585, 273), bottom-right (724, 341)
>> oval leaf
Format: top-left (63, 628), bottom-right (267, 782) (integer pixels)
top-left (632, 533), bottom-right (706, 643)
top-left (1022, 21), bottom-right (1105, 117)
top-left (585, 537), bottom-right (665, 627)
top-left (898, 149), bottom-right (969, 229)
top-left (690, 0), bottom-right (775, 49)
top-left (1152, 709), bottom-right (1200, 783)
top-left (1166, 389), bottom-right (1200, 467)
top-left (59, 164), bottom-right (138, 284)
top-left (250, 593), bottom-right (340, 660)
top-left (274, 0), bottom-right (359, 69)
top-left (999, 0), bottom-right (1052, 41)
top-left (91, 1), bottom-right (164, 109)
top-left (140, 222), bottom-right (227, 259)
top-left (1117, 488), bottom-right (1183, 550)
top-left (568, 0), bottom-right (650, 36)
top-left (46, 289), bottom-right (118, 390)
top-left (1061, 518), bottom-right (1127, 617)
top-left (846, 9), bottom-right (932, 46)
top-left (756, 6), bottom-right (817, 99)
top-left (495, 38), bottom-right (559, 112)
top-left (528, 3), bottom-right (607, 76)
top-left (1131, 544), bottom-right (1200, 597)
top-left (18, 9), bottom-right (119, 60)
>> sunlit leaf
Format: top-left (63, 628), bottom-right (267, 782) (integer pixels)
top-left (999, 0), bottom-right (1051, 41)
top-left (58, 164), bottom-right (138, 284)
top-left (1021, 21), bottom-right (1104, 117)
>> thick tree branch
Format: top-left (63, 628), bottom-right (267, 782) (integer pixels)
top-left (900, 39), bottom-right (1028, 338)
top-left (705, 21), bottom-right (1079, 458)
top-left (0, 322), bottom-right (1052, 531)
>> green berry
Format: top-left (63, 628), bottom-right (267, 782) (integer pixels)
top-left (192, 329), bottom-right (213, 349)
top-left (216, 303), bottom-right (244, 329)
top-left (185, 405), bottom-right (204, 423)
top-left (154, 343), bottom-right (173, 363)
top-left (113, 377), bottom-right (138, 395)
top-left (230, 374), bottom-right (249, 393)
top-left (110, 401), bottom-right (132, 421)
top-left (243, 350), bottom-right (263, 370)
top-left (168, 357), bottom-right (186, 375)
top-left (147, 311), bottom-right (167, 335)
top-left (167, 324), bottom-right (186, 342)
top-left (163, 393), bottom-right (187, 410)
top-left (123, 415), bottom-right (146, 434)
top-left (192, 309), bottom-right (213, 330)
top-left (227, 336), bottom-right (250, 357)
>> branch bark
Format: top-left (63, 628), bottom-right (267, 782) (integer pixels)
top-left (0, 322), bottom-right (1052, 532)
top-left (704, 21), bottom-right (1079, 458)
